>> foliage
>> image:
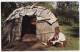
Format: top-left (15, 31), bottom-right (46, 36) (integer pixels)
top-left (37, 2), bottom-right (54, 11)
top-left (1, 2), bottom-right (17, 22)
top-left (55, 2), bottom-right (79, 26)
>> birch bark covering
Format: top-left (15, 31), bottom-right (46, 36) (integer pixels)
top-left (36, 21), bottom-right (59, 42)
top-left (3, 6), bottom-right (59, 43)
top-left (5, 6), bottom-right (57, 24)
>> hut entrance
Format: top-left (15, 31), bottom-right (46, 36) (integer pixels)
top-left (21, 15), bottom-right (36, 40)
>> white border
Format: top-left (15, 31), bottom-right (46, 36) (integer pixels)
top-left (0, 0), bottom-right (79, 2)
top-left (0, 0), bottom-right (80, 52)
top-left (0, 1), bottom-right (1, 52)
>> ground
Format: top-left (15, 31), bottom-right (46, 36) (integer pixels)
top-left (2, 25), bottom-right (79, 51)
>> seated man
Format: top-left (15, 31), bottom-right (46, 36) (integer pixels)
top-left (47, 27), bottom-right (66, 47)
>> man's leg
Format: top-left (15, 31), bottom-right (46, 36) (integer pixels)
top-left (53, 42), bottom-right (60, 47)
top-left (51, 41), bottom-right (64, 47)
top-left (57, 41), bottom-right (66, 47)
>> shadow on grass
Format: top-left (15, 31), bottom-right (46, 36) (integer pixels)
top-left (69, 26), bottom-right (79, 37)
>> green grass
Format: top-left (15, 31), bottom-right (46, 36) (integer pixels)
top-left (46, 25), bottom-right (79, 50)
top-left (47, 37), bottom-right (79, 50)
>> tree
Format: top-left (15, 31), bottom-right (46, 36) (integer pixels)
top-left (56, 2), bottom-right (79, 26)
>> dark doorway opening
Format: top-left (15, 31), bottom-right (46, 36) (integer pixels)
top-left (21, 15), bottom-right (36, 39)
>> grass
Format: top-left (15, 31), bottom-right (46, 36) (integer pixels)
top-left (46, 25), bottom-right (79, 50)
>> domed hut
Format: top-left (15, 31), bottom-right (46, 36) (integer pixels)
top-left (2, 4), bottom-right (59, 44)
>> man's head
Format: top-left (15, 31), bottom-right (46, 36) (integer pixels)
top-left (55, 27), bottom-right (60, 34)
